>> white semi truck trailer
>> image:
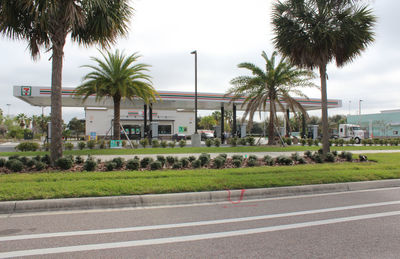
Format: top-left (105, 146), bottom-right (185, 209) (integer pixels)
top-left (338, 124), bottom-right (366, 144)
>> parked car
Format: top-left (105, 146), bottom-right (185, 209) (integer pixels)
top-left (201, 132), bottom-right (214, 140)
top-left (172, 133), bottom-right (186, 141)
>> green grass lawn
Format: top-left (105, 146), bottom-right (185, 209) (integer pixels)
top-left (1, 153), bottom-right (400, 201)
top-left (2, 145), bottom-right (400, 157)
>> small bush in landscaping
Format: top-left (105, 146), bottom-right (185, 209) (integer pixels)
top-left (214, 138), bottom-right (221, 147)
top-left (64, 142), bottom-right (74, 150)
top-left (263, 155), bottom-right (274, 166)
top-left (247, 136), bottom-right (255, 146)
top-left (87, 140), bottom-right (96, 149)
top-left (150, 161), bottom-right (163, 170)
top-left (213, 157), bottom-right (225, 168)
top-left (345, 152), bottom-right (353, 162)
top-left (126, 159), bottom-right (140, 170)
top-left (166, 156), bottom-right (176, 165)
top-left (297, 157), bottom-right (306, 164)
top-left (140, 138), bottom-right (149, 148)
top-left (15, 142), bottom-right (40, 152)
top-left (98, 140), bottom-right (106, 149)
top-left (168, 141), bottom-right (176, 148)
top-left (349, 138), bottom-right (355, 145)
top-left (6, 159), bottom-right (24, 172)
top-left (247, 158), bottom-right (257, 167)
top-left (34, 161), bottom-right (46, 171)
top-left (152, 139), bottom-right (160, 148)
top-left (248, 155), bottom-right (258, 161)
top-left (337, 139), bottom-right (344, 147)
top-left (239, 138), bottom-right (247, 146)
top-left (232, 155), bottom-right (243, 162)
top-left (199, 153), bottom-right (211, 166)
top-left (33, 155), bottom-right (41, 162)
top-left (314, 139), bottom-right (320, 146)
top-left (78, 141), bottom-right (86, 150)
top-left (140, 157), bottom-right (153, 168)
top-left (229, 137), bottom-right (237, 147)
top-left (172, 161), bottom-right (182, 169)
top-left (105, 161), bottom-right (117, 171)
top-left (205, 139), bottom-right (213, 147)
top-left (0, 158), bottom-right (7, 167)
top-left (307, 138), bottom-right (313, 146)
top-left (304, 150), bottom-right (312, 158)
top-left (75, 156), bottom-right (84, 164)
top-left (188, 156), bottom-right (196, 162)
top-left (291, 153), bottom-right (301, 162)
top-left (180, 158), bottom-right (190, 168)
top-left (19, 156), bottom-right (29, 165)
top-left (312, 153), bottom-right (323, 163)
top-left (300, 139), bottom-right (306, 146)
top-left (285, 138), bottom-right (292, 146)
top-left (56, 157), bottom-right (73, 170)
top-left (179, 139), bottom-right (186, 148)
top-left (325, 152), bottom-right (335, 163)
top-left (156, 155), bottom-right (166, 166)
top-left (161, 140), bottom-right (168, 148)
top-left (41, 154), bottom-right (51, 165)
top-left (192, 159), bottom-right (201, 168)
top-left (276, 155), bottom-right (292, 165)
top-left (332, 150), bottom-right (338, 157)
top-left (232, 159), bottom-right (242, 168)
top-left (112, 157), bottom-right (125, 169)
top-left (122, 140), bottom-right (127, 147)
top-left (83, 159), bottom-right (97, 171)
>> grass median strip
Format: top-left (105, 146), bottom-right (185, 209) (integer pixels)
top-left (2, 145), bottom-right (400, 157)
top-left (0, 153), bottom-right (399, 201)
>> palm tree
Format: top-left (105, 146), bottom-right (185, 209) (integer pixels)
top-left (75, 50), bottom-right (157, 140)
top-left (226, 51), bottom-right (315, 145)
top-left (15, 113), bottom-right (28, 128)
top-left (0, 0), bottom-right (132, 164)
top-left (272, 0), bottom-right (376, 154)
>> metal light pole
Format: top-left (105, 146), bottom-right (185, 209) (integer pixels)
top-left (191, 50), bottom-right (198, 133)
top-left (6, 104), bottom-right (11, 116)
top-left (359, 99), bottom-right (363, 115)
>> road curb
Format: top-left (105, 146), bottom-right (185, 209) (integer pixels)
top-left (1, 179), bottom-right (400, 214)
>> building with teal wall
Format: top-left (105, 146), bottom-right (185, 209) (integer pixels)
top-left (347, 110), bottom-right (400, 138)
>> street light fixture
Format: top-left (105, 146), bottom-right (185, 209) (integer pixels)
top-left (359, 99), bottom-right (363, 115)
top-left (191, 50), bottom-right (198, 133)
top-left (6, 104), bottom-right (11, 116)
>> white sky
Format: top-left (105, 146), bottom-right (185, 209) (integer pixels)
top-left (0, 0), bottom-right (398, 122)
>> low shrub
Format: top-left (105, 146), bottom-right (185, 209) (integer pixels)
top-left (64, 142), bottom-right (74, 150)
top-left (214, 138), bottom-right (221, 147)
top-left (83, 159), bottom-right (97, 171)
top-left (314, 139), bottom-right (320, 146)
top-left (247, 136), bottom-right (255, 146)
top-left (180, 158), bottom-right (190, 168)
top-left (332, 150), bottom-right (338, 157)
top-left (229, 137), bottom-right (237, 147)
top-left (213, 157), bottom-right (225, 168)
top-left (179, 139), bottom-right (186, 148)
top-left (205, 139), bottom-right (213, 147)
top-left (161, 140), bottom-right (168, 148)
top-left (337, 139), bottom-right (344, 147)
top-left (199, 153), bottom-right (211, 166)
top-left (78, 141), bottom-right (86, 150)
top-left (345, 152), bottom-right (353, 162)
top-left (6, 159), bottom-right (24, 172)
top-left (307, 139), bottom-right (313, 146)
top-left (75, 156), bottom-right (84, 164)
top-left (192, 159), bottom-right (201, 168)
top-left (156, 155), bottom-right (166, 166)
top-left (349, 138), bottom-right (355, 145)
top-left (98, 140), bottom-right (106, 149)
top-left (263, 155), bottom-right (274, 166)
top-left (239, 138), bottom-right (247, 146)
top-left (34, 161), bottom-right (46, 171)
top-left (168, 141), bottom-right (176, 148)
top-left (140, 138), bottom-right (149, 148)
top-left (87, 140), bottom-right (96, 149)
top-left (0, 158), bottom-right (7, 167)
top-left (300, 139), bottom-right (306, 146)
top-left (248, 155), bottom-right (258, 161)
top-left (152, 139), bottom-right (160, 148)
top-left (290, 153), bottom-right (301, 162)
top-left (312, 153), bottom-right (323, 163)
top-left (112, 157), bottom-right (125, 169)
top-left (56, 157), bottom-right (73, 170)
top-left (15, 142), bottom-right (40, 152)
top-left (41, 154), bottom-right (51, 165)
top-left (140, 157), bottom-right (153, 168)
top-left (232, 155), bottom-right (243, 162)
top-left (172, 161), bottom-right (182, 169)
top-left (122, 140), bottom-right (127, 147)
top-left (285, 138), bottom-right (292, 146)
top-left (166, 156), bottom-right (176, 165)
top-left (188, 156), bottom-right (196, 162)
top-left (105, 161), bottom-right (117, 171)
top-left (150, 161), bottom-right (163, 170)
top-left (126, 159), bottom-right (140, 170)
top-left (246, 158), bottom-right (257, 167)
top-left (276, 155), bottom-right (292, 165)
top-left (297, 157), bottom-right (306, 164)
top-left (19, 156), bottom-right (29, 165)
top-left (325, 152), bottom-right (335, 163)
top-left (304, 150), bottom-right (312, 158)
top-left (232, 159), bottom-right (242, 168)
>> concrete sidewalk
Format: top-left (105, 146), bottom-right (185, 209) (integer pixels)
top-left (1, 179), bottom-right (400, 214)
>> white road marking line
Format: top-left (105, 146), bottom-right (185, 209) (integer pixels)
top-left (2, 186), bottom-right (400, 218)
top-left (2, 200), bottom-right (400, 242)
top-left (1, 210), bottom-right (400, 258)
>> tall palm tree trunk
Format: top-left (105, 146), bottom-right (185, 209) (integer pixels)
top-left (113, 97), bottom-right (121, 140)
top-left (268, 101), bottom-right (275, 145)
top-left (319, 64), bottom-right (330, 155)
top-left (50, 41), bottom-right (65, 165)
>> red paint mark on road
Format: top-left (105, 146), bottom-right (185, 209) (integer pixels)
top-left (227, 189), bottom-right (246, 204)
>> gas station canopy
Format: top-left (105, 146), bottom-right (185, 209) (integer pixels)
top-left (14, 85), bottom-right (342, 111)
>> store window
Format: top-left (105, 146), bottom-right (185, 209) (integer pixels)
top-left (159, 125), bottom-right (172, 135)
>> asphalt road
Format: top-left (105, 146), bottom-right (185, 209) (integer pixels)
top-left (1, 187), bottom-right (400, 258)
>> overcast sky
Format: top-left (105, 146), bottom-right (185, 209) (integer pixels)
top-left (0, 0), bottom-right (398, 122)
